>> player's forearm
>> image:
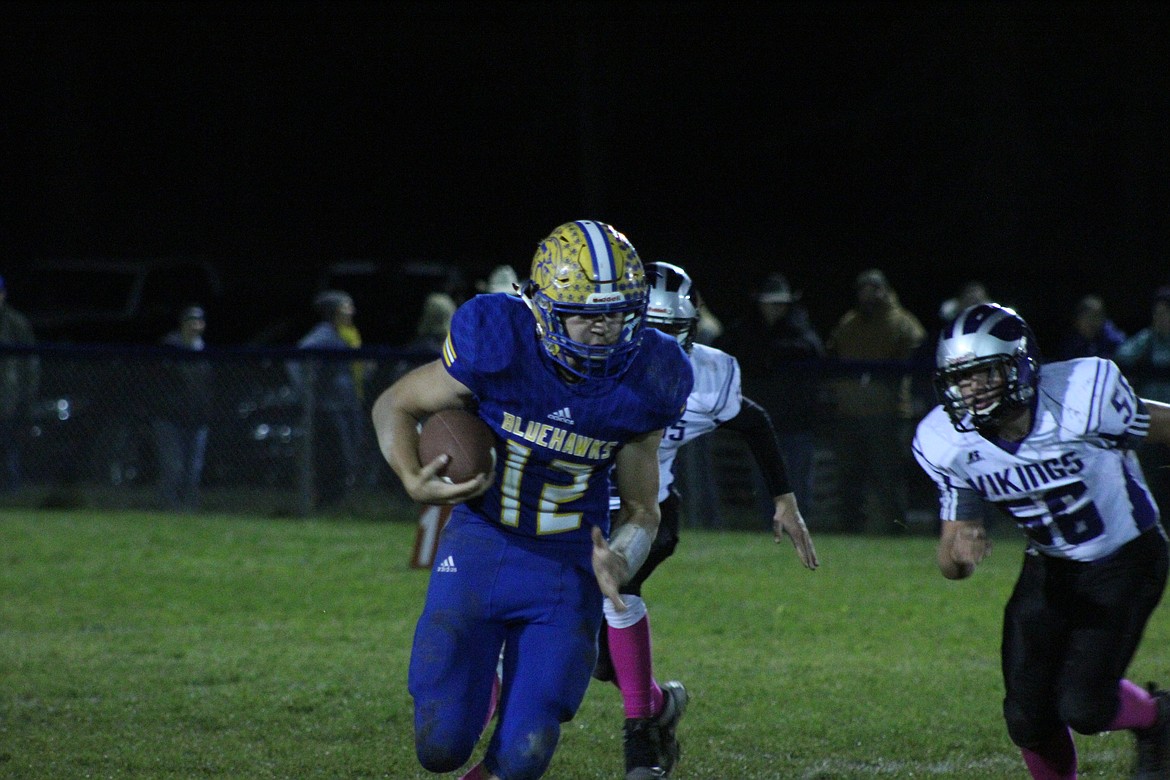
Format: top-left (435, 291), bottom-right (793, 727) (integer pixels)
top-left (612, 427), bottom-right (664, 546)
top-left (610, 503), bottom-right (659, 583)
top-left (603, 512), bottom-right (659, 584)
top-left (1144, 398), bottom-right (1170, 445)
top-left (371, 387), bottom-right (423, 477)
top-left (727, 397), bottom-right (792, 497)
top-left (773, 492), bottom-right (799, 515)
top-left (618, 500), bottom-right (660, 537)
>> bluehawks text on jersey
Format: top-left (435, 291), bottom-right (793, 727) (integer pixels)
top-left (501, 412), bottom-right (619, 461)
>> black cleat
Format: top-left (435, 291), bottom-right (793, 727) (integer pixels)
top-left (654, 681), bottom-right (689, 776)
top-left (1134, 683), bottom-right (1170, 779)
top-left (623, 717), bottom-right (665, 780)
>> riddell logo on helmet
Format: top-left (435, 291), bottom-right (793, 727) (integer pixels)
top-left (587, 293), bottom-right (624, 304)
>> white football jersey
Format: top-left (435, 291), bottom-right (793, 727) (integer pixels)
top-left (610, 342), bottom-right (742, 509)
top-left (912, 357), bottom-right (1160, 562)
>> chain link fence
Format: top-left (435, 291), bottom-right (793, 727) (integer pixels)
top-left (0, 345), bottom-right (425, 517)
top-left (8, 345), bottom-right (1164, 532)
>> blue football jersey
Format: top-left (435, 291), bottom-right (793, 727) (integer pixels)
top-left (440, 293), bottom-right (693, 543)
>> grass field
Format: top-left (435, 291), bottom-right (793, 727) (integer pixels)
top-left (3, 509), bottom-right (1169, 779)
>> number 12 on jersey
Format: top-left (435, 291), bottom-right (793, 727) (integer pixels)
top-left (498, 439), bottom-right (592, 534)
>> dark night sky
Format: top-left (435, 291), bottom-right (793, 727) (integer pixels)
top-left (3, 0), bottom-right (1168, 347)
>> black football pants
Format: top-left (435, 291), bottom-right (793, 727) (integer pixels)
top-left (1001, 529), bottom-right (1169, 748)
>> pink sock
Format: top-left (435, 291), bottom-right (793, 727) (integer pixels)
top-left (1109, 679), bottom-right (1159, 730)
top-left (482, 672), bottom-right (501, 730)
top-left (458, 762), bottom-right (489, 780)
top-left (1020, 726), bottom-right (1076, 780)
top-left (608, 616), bottom-right (664, 719)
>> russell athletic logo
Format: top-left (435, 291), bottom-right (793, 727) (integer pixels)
top-left (548, 407), bottom-right (574, 424)
top-left (436, 556), bottom-right (457, 573)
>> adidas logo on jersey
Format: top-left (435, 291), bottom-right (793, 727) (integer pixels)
top-left (547, 407), bottom-right (574, 424)
top-left (436, 556), bottom-right (457, 573)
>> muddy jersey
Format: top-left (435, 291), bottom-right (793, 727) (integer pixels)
top-left (443, 293), bottom-right (693, 543)
top-left (912, 357), bottom-right (1159, 562)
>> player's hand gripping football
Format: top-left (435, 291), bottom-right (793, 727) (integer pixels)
top-left (772, 493), bottom-right (819, 570)
top-left (405, 453), bottom-right (493, 505)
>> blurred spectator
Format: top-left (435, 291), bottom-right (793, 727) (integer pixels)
top-left (413, 292), bottom-right (457, 355)
top-left (391, 291), bottom-right (458, 381)
top-left (716, 272), bottom-right (825, 521)
top-left (1056, 293), bottom-right (1126, 360)
top-left (0, 275), bottom-right (39, 493)
top-left (694, 298), bottom-right (724, 346)
top-left (1116, 286), bottom-right (1170, 399)
top-left (476, 264), bottom-right (521, 295)
top-left (826, 268), bottom-right (926, 534)
top-left (1115, 285), bottom-right (1170, 523)
top-left (938, 280), bottom-right (991, 325)
top-left (293, 290), bottom-right (366, 510)
top-left (152, 305), bottom-right (212, 511)
top-left (331, 291), bottom-right (368, 402)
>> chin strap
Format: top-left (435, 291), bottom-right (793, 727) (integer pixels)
top-left (518, 282), bottom-right (544, 337)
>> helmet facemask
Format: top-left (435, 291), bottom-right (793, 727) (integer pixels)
top-left (524, 221), bottom-right (649, 380)
top-left (935, 354), bottom-right (1031, 432)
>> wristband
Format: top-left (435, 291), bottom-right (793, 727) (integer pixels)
top-left (609, 523), bottom-right (652, 580)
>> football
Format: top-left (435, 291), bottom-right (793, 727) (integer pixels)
top-left (418, 409), bottom-right (496, 483)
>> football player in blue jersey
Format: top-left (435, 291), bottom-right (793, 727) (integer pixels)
top-left (371, 221), bottom-right (693, 780)
top-left (912, 303), bottom-right (1170, 780)
top-left (593, 262), bottom-right (819, 780)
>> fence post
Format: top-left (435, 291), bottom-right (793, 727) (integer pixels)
top-left (295, 359), bottom-right (316, 516)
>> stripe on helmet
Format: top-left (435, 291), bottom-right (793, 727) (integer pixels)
top-left (956, 304), bottom-right (1006, 337)
top-left (577, 220), bottom-right (617, 291)
top-left (656, 263), bottom-right (686, 294)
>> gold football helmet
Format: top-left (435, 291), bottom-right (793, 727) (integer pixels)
top-left (523, 220), bottom-right (648, 379)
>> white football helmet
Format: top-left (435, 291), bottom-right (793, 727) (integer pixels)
top-left (645, 262), bottom-right (700, 353)
top-left (934, 303), bottom-right (1041, 432)
top-left (523, 220), bottom-right (648, 380)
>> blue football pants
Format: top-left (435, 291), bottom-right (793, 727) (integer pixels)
top-left (409, 515), bottom-right (602, 779)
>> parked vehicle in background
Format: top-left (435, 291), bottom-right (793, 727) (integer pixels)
top-left (6, 257), bottom-right (225, 344)
top-left (7, 256), bottom-right (469, 499)
top-left (5, 259), bottom-right (224, 491)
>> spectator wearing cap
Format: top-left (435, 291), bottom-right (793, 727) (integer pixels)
top-left (825, 268), bottom-right (926, 534)
top-left (292, 290), bottom-right (367, 510)
top-left (0, 275), bottom-right (39, 493)
top-left (151, 305), bottom-right (211, 511)
top-left (715, 272), bottom-right (826, 524)
top-left (1116, 285), bottom-right (1170, 524)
